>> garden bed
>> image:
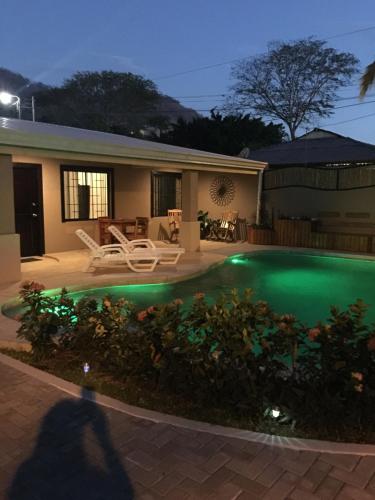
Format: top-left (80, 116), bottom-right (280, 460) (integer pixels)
top-left (8, 280), bottom-right (375, 444)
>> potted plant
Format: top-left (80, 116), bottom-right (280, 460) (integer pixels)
top-left (197, 210), bottom-right (213, 239)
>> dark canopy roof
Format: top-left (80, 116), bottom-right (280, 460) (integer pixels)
top-left (241, 128), bottom-right (375, 168)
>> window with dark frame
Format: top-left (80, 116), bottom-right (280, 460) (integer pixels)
top-left (151, 172), bottom-right (182, 217)
top-left (61, 166), bottom-right (113, 221)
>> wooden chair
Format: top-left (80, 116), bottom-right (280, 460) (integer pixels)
top-left (209, 211), bottom-right (239, 242)
top-left (168, 209), bottom-right (182, 243)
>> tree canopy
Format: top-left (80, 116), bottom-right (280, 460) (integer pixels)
top-left (35, 71), bottom-right (162, 135)
top-left (160, 111), bottom-right (284, 155)
top-left (228, 39), bottom-right (359, 140)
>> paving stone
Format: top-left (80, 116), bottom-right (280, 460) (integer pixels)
top-left (174, 460), bottom-right (211, 483)
top-left (275, 450), bottom-right (318, 476)
top-left (263, 472), bottom-right (299, 500)
top-left (125, 449), bottom-right (159, 471)
top-left (336, 483), bottom-right (375, 499)
top-left (227, 447), bottom-right (278, 480)
top-left (289, 487), bottom-right (321, 499)
top-left (330, 456), bottom-right (375, 489)
top-left (256, 463), bottom-right (284, 487)
top-left (207, 481), bottom-right (243, 500)
top-left (179, 477), bottom-right (216, 498)
top-left (315, 475), bottom-right (344, 499)
top-left (152, 471), bottom-right (185, 495)
top-left (202, 452), bottom-right (231, 474)
top-left (152, 428), bottom-right (178, 448)
top-left (297, 459), bottom-right (332, 492)
top-left (128, 463), bottom-right (163, 488)
top-left (163, 486), bottom-right (191, 499)
top-left (320, 453), bottom-right (360, 472)
top-left (231, 473), bottom-right (268, 497)
top-left (200, 465), bottom-right (235, 491)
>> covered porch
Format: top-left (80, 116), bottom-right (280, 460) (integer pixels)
top-left (0, 117), bottom-right (266, 285)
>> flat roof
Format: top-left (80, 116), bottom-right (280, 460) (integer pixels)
top-left (0, 117), bottom-right (266, 173)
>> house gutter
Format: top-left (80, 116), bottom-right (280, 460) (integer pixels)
top-left (0, 130), bottom-right (267, 174)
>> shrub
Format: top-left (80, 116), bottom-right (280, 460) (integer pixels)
top-left (15, 281), bottom-right (375, 437)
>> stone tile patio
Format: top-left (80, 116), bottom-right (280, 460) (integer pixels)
top-left (1, 359), bottom-right (375, 499)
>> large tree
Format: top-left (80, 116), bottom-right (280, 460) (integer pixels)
top-left (160, 111), bottom-right (284, 155)
top-left (35, 71), bottom-right (161, 135)
top-left (228, 39), bottom-right (359, 140)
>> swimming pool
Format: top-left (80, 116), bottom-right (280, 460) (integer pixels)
top-left (5, 251), bottom-right (375, 324)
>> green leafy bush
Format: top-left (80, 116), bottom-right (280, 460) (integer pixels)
top-left (16, 281), bottom-right (375, 437)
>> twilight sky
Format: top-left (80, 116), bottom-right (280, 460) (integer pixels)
top-left (1, 0), bottom-right (375, 142)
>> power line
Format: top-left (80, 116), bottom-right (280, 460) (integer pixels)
top-left (168, 93), bottom-right (227, 98)
top-left (325, 111), bottom-right (375, 126)
top-left (326, 25), bottom-right (375, 40)
top-left (153, 26), bottom-right (375, 81)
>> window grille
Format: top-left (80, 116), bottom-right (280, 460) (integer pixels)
top-left (151, 172), bottom-right (182, 217)
top-left (61, 166), bottom-right (113, 221)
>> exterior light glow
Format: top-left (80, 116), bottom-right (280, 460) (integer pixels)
top-left (0, 91), bottom-right (21, 119)
top-left (83, 362), bottom-right (90, 374)
top-left (271, 408), bottom-right (280, 418)
top-left (0, 92), bottom-right (13, 105)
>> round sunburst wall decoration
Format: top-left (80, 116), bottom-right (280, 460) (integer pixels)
top-left (209, 175), bottom-right (235, 206)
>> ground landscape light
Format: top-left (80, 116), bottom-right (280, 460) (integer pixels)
top-left (271, 408), bottom-right (280, 418)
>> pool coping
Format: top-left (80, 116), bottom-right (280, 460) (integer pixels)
top-left (1, 351), bottom-right (375, 456)
top-left (3, 245), bottom-right (375, 317)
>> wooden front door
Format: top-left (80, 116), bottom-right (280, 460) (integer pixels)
top-left (13, 163), bottom-right (45, 257)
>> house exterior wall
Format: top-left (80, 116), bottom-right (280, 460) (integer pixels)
top-left (264, 186), bottom-right (375, 234)
top-left (0, 154), bottom-right (20, 284)
top-left (197, 171), bottom-right (259, 222)
top-left (11, 155), bottom-right (260, 254)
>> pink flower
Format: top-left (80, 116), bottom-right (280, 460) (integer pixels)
top-left (308, 328), bottom-right (320, 342)
top-left (354, 384), bottom-right (363, 393)
top-left (194, 292), bottom-right (205, 300)
top-left (137, 310), bottom-right (147, 322)
top-left (30, 281), bottom-right (45, 292)
top-left (174, 298), bottom-right (183, 306)
top-left (352, 372), bottom-right (363, 382)
top-left (103, 298), bottom-right (111, 309)
top-left (147, 306), bottom-right (155, 314)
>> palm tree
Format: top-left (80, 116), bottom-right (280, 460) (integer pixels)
top-left (360, 61), bottom-right (375, 97)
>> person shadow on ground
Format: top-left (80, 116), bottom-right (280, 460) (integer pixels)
top-left (7, 387), bottom-right (134, 500)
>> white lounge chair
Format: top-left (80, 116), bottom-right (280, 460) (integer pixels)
top-left (75, 229), bottom-right (159, 273)
top-left (108, 225), bottom-right (185, 265)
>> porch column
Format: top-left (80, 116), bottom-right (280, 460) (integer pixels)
top-left (256, 170), bottom-right (264, 225)
top-left (180, 170), bottom-right (200, 252)
top-left (0, 155), bottom-right (21, 284)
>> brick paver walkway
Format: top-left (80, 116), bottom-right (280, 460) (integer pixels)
top-left (1, 361), bottom-right (375, 499)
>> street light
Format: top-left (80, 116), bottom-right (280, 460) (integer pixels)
top-left (0, 91), bottom-right (21, 119)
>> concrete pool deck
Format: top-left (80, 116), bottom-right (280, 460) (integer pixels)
top-left (0, 240), bottom-right (254, 346)
top-left (2, 239), bottom-right (375, 347)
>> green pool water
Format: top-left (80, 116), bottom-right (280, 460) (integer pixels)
top-left (6, 252), bottom-right (375, 325)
